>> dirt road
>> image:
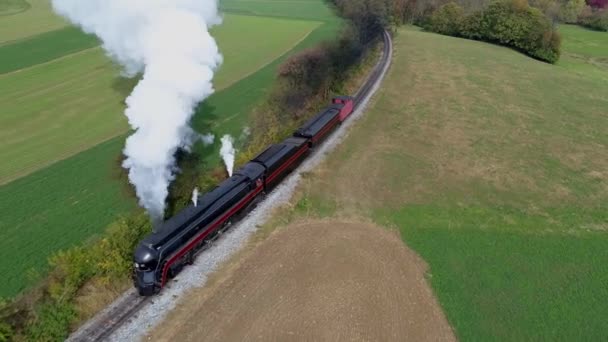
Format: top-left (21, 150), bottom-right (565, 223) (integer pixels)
top-left (149, 220), bottom-right (455, 341)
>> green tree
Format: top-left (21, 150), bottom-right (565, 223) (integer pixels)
top-left (425, 2), bottom-right (466, 35)
top-left (560, 0), bottom-right (586, 22)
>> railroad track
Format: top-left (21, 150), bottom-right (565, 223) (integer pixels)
top-left (68, 29), bottom-right (392, 342)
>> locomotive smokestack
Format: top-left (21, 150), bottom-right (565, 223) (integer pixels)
top-left (51, 0), bottom-right (223, 222)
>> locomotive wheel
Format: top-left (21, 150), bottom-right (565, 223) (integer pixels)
top-left (186, 251), bottom-right (194, 265)
top-left (220, 219), bottom-right (233, 234)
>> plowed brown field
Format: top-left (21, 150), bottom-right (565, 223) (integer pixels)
top-left (149, 220), bottom-right (455, 341)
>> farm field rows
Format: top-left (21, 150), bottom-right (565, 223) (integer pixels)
top-left (0, 0), bottom-right (67, 44)
top-left (0, 13), bottom-right (320, 185)
top-left (220, 0), bottom-right (336, 21)
top-left (151, 221), bottom-right (456, 341)
top-left (0, 0), bottom-right (339, 297)
top-left (234, 26), bottom-right (608, 340)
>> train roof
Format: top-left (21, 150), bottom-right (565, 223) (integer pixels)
top-left (294, 105), bottom-right (342, 138)
top-left (253, 137), bottom-right (307, 172)
top-left (236, 161), bottom-right (265, 180)
top-left (142, 164), bottom-right (262, 248)
top-left (333, 95), bottom-right (353, 101)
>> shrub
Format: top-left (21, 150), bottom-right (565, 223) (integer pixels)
top-left (2, 212), bottom-right (151, 341)
top-left (0, 322), bottom-right (12, 342)
top-left (278, 46), bottom-right (333, 112)
top-left (330, 0), bottom-right (390, 43)
top-left (561, 0), bottom-right (586, 22)
top-left (424, 2), bottom-right (466, 35)
top-left (587, 0), bottom-right (608, 9)
top-left (25, 302), bottom-right (76, 342)
top-left (427, 0), bottom-right (561, 63)
top-left (580, 9), bottom-right (608, 30)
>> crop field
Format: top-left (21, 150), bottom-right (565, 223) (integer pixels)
top-left (0, 0), bottom-right (338, 298)
top-left (221, 0), bottom-right (336, 21)
top-left (151, 221), bottom-right (455, 341)
top-left (0, 14), bottom-right (320, 185)
top-left (0, 27), bottom-right (99, 73)
top-left (278, 26), bottom-right (608, 340)
top-left (0, 0), bottom-right (67, 44)
top-left (212, 15), bottom-right (321, 90)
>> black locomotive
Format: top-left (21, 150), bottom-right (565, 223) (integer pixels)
top-left (133, 96), bottom-right (354, 296)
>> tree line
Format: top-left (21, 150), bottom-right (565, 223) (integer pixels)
top-left (330, 0), bottom-right (606, 65)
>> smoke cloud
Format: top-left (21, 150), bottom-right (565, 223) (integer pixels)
top-left (51, 0), bottom-right (223, 221)
top-left (220, 135), bottom-right (236, 177)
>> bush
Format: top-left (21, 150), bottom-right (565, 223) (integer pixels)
top-left (580, 9), bottom-right (608, 30)
top-left (0, 322), bottom-right (12, 342)
top-left (424, 2), bottom-right (466, 35)
top-left (239, 1), bottom-right (387, 169)
top-left (560, 0), bottom-right (586, 23)
top-left (587, 0), bottom-right (608, 9)
top-left (25, 302), bottom-right (76, 341)
top-left (25, 302), bottom-right (76, 342)
top-left (2, 212), bottom-right (151, 341)
top-left (426, 0), bottom-right (561, 63)
top-left (330, 0), bottom-right (390, 43)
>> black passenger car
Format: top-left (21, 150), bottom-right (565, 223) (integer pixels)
top-left (294, 104), bottom-right (342, 145)
top-left (253, 137), bottom-right (309, 188)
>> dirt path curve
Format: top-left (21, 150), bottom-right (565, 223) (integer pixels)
top-left (150, 220), bottom-right (455, 342)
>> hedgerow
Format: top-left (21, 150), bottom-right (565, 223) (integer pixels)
top-left (579, 9), bottom-right (608, 30)
top-left (238, 2), bottom-right (389, 165)
top-left (424, 0), bottom-right (562, 63)
top-left (1, 214), bottom-right (151, 341)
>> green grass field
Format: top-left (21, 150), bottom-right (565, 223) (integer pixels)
top-left (0, 14), bottom-right (320, 185)
top-left (213, 15), bottom-right (321, 89)
top-left (0, 0), bottom-right (67, 45)
top-left (0, 27), bottom-right (99, 73)
top-left (221, 0), bottom-right (336, 21)
top-left (0, 0), bottom-right (30, 16)
top-left (285, 26), bottom-right (608, 340)
top-left (0, 48), bottom-right (128, 185)
top-left (0, 0), bottom-right (339, 298)
top-left (558, 24), bottom-right (608, 80)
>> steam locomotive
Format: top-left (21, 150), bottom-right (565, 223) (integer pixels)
top-left (133, 96), bottom-right (354, 296)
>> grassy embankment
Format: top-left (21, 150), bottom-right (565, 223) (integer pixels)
top-left (0, 0), bottom-right (340, 298)
top-left (269, 26), bottom-right (608, 340)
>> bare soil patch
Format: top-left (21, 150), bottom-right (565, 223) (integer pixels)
top-left (149, 220), bottom-right (455, 342)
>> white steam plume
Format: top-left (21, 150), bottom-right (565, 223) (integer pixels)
top-left (220, 135), bottom-right (236, 177)
top-left (200, 133), bottom-right (215, 146)
top-left (192, 187), bottom-right (199, 207)
top-left (51, 0), bottom-right (223, 221)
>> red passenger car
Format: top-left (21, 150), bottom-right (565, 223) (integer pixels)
top-left (333, 96), bottom-right (354, 122)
